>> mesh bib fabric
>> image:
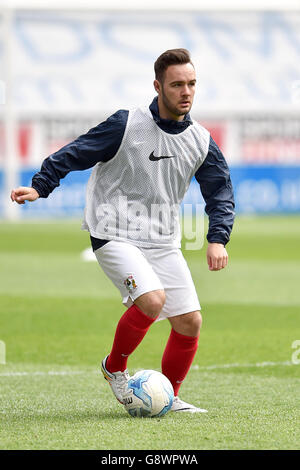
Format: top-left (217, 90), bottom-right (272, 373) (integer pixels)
top-left (82, 106), bottom-right (210, 247)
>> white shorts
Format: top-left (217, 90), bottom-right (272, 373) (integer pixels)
top-left (94, 240), bottom-right (201, 321)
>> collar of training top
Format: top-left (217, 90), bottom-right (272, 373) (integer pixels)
top-left (149, 97), bottom-right (193, 133)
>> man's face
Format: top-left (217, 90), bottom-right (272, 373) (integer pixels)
top-left (154, 63), bottom-right (196, 121)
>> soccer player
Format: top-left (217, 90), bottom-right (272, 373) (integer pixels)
top-left (11, 49), bottom-right (235, 413)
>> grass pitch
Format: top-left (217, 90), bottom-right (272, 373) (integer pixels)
top-left (0, 216), bottom-right (299, 450)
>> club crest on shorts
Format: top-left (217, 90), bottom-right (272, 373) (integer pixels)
top-left (124, 275), bottom-right (138, 292)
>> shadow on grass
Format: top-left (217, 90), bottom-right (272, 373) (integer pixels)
top-left (3, 409), bottom-right (175, 423)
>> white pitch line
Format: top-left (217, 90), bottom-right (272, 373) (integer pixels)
top-left (191, 360), bottom-right (294, 370)
top-left (0, 370), bottom-right (87, 377)
top-left (0, 360), bottom-right (295, 377)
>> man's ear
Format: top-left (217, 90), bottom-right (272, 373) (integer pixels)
top-left (153, 79), bottom-right (161, 94)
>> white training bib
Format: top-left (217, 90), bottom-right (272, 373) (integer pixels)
top-left (82, 106), bottom-right (210, 247)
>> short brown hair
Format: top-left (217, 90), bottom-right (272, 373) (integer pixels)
top-left (154, 48), bottom-right (193, 82)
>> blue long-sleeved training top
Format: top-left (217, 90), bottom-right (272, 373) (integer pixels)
top-left (32, 97), bottom-right (235, 246)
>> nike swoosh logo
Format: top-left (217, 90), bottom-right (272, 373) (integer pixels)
top-left (149, 151), bottom-right (176, 161)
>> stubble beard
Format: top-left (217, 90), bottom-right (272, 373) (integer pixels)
top-left (161, 87), bottom-right (192, 119)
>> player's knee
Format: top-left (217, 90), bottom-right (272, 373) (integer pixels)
top-left (168, 310), bottom-right (202, 337)
top-left (135, 290), bottom-right (165, 318)
top-left (195, 311), bottom-right (203, 332)
top-left (144, 290), bottom-right (166, 317)
top-left (186, 311), bottom-right (202, 336)
top-left (182, 310), bottom-right (202, 337)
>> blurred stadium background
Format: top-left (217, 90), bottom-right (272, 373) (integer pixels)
top-left (1, 0), bottom-right (300, 451)
top-left (1, 0), bottom-right (300, 219)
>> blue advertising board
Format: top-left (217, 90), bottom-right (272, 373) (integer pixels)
top-left (1, 165), bottom-right (300, 218)
top-left (230, 166), bottom-right (300, 213)
top-left (187, 166), bottom-right (300, 214)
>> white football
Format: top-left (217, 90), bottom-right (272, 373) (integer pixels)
top-left (123, 369), bottom-right (174, 418)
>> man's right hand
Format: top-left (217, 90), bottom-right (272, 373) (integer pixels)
top-left (10, 187), bottom-right (39, 205)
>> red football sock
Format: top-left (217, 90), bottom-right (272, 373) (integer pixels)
top-left (106, 304), bottom-right (157, 373)
top-left (161, 328), bottom-right (199, 396)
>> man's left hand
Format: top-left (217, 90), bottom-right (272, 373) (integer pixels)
top-left (206, 243), bottom-right (228, 271)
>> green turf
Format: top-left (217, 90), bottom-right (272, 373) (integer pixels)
top-left (0, 216), bottom-right (300, 450)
